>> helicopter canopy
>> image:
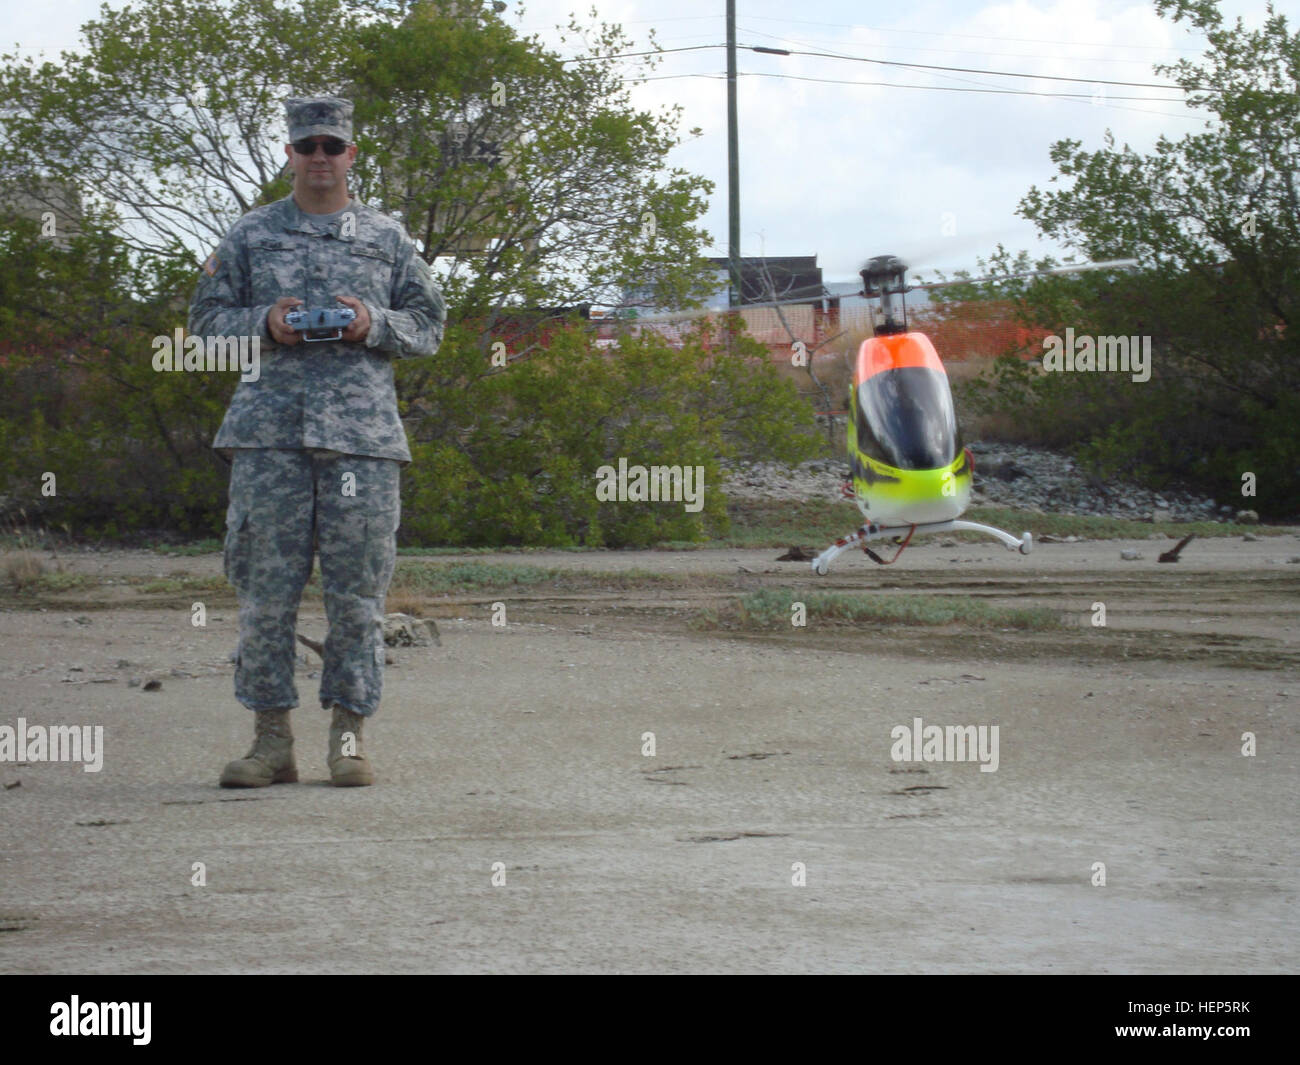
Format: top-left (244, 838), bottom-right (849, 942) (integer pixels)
top-left (855, 365), bottom-right (961, 471)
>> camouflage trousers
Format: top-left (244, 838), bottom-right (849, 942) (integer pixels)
top-left (223, 447), bottom-right (401, 717)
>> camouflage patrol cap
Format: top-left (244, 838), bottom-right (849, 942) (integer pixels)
top-left (285, 96), bottom-right (354, 143)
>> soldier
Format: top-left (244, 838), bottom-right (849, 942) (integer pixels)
top-left (189, 96), bottom-right (445, 787)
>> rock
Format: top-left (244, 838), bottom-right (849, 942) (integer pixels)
top-left (143, 679), bottom-right (162, 691)
top-left (1236, 509), bottom-right (1259, 524)
top-left (1121, 549), bottom-right (1143, 560)
top-left (1151, 508), bottom-right (1172, 523)
top-left (1243, 533), bottom-right (1261, 542)
top-left (383, 613), bottom-right (440, 647)
top-left (718, 446), bottom-right (1221, 525)
top-left (989, 461), bottom-right (1030, 482)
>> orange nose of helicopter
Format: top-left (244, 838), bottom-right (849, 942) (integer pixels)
top-left (853, 330), bottom-right (962, 470)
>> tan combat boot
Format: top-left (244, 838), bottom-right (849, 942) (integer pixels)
top-left (219, 708), bottom-right (298, 787)
top-left (328, 703), bottom-right (374, 787)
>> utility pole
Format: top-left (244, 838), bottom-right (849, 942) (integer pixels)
top-left (727, 0), bottom-right (740, 308)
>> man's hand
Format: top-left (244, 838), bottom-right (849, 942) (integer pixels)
top-left (335, 296), bottom-right (372, 343)
top-left (268, 297), bottom-right (305, 345)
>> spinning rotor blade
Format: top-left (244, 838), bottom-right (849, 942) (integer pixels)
top-left (907, 258), bottom-right (1139, 292)
top-left (607, 258), bottom-right (1140, 322)
top-left (623, 290), bottom-right (840, 322)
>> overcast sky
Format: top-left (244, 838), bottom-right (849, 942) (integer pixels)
top-left (1, 0), bottom-right (1284, 285)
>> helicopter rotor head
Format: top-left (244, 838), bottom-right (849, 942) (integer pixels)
top-left (860, 255), bottom-right (909, 296)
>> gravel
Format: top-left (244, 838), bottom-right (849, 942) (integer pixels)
top-left (721, 441), bottom-right (1233, 523)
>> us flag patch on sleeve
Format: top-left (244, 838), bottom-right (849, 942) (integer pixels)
top-left (202, 252), bottom-right (220, 276)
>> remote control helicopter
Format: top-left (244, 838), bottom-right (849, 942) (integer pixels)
top-left (810, 254), bottom-right (1136, 575)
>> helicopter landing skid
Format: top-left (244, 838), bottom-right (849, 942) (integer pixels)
top-left (811, 519), bottom-right (1032, 575)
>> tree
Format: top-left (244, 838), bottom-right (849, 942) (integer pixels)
top-left (342, 2), bottom-right (721, 460)
top-left (0, 204), bottom-right (232, 536)
top-left (0, 0), bottom-right (364, 260)
top-left (403, 318), bottom-right (821, 547)
top-left (941, 1), bottom-right (1299, 514)
top-left (0, 0), bottom-right (821, 544)
top-left (0, 0), bottom-right (715, 315)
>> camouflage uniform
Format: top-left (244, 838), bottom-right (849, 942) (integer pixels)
top-left (221, 448), bottom-right (400, 715)
top-left (189, 97), bottom-right (444, 719)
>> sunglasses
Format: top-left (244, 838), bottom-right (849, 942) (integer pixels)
top-left (292, 138), bottom-right (348, 156)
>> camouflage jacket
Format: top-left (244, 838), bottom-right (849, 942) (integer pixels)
top-left (189, 194), bottom-right (445, 464)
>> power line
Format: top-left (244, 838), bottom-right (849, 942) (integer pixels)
top-left (534, 11), bottom-right (1207, 54)
top-left (733, 71), bottom-right (1187, 103)
top-left (737, 24), bottom-right (1190, 68)
top-left (748, 34), bottom-right (1186, 109)
top-left (564, 42), bottom-right (1202, 92)
top-left (626, 70), bottom-right (1201, 119)
top-left (738, 14), bottom-right (1208, 53)
top-left (774, 46), bottom-right (1199, 91)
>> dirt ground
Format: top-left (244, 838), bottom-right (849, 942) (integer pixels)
top-left (1, 533), bottom-right (1297, 973)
